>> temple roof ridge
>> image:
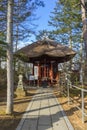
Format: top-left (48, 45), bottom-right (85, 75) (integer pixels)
top-left (41, 33), bottom-right (54, 42)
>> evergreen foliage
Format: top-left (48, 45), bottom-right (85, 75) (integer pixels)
top-left (36, 29), bottom-right (55, 40)
top-left (48, 0), bottom-right (82, 48)
top-left (0, 0), bottom-right (44, 50)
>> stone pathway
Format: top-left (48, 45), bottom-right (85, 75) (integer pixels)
top-left (16, 88), bottom-right (74, 130)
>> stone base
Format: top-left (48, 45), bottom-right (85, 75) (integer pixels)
top-left (15, 88), bottom-right (27, 97)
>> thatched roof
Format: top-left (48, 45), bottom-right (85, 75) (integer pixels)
top-left (16, 38), bottom-right (76, 63)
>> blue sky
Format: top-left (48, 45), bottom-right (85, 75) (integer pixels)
top-left (35, 0), bottom-right (56, 31)
top-left (20, 0), bottom-right (57, 47)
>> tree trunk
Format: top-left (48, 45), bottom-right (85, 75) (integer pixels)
top-left (81, 0), bottom-right (87, 60)
top-left (6, 0), bottom-right (14, 114)
top-left (81, 0), bottom-right (87, 83)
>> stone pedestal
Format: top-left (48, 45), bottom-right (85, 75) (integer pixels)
top-left (15, 74), bottom-right (27, 97)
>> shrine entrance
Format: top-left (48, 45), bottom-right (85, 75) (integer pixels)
top-left (40, 64), bottom-right (49, 87)
top-left (16, 38), bottom-right (76, 87)
top-left (33, 60), bottom-right (59, 87)
top-left (41, 64), bottom-right (49, 78)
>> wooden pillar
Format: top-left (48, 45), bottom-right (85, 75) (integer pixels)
top-left (50, 62), bottom-right (53, 83)
top-left (44, 64), bottom-right (46, 77)
top-left (44, 58), bottom-right (46, 78)
top-left (38, 62), bottom-right (40, 87)
top-left (32, 64), bottom-right (34, 75)
top-left (47, 66), bottom-right (49, 77)
top-left (55, 62), bottom-right (58, 81)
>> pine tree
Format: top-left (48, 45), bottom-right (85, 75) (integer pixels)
top-left (36, 29), bottom-right (55, 40)
top-left (48, 0), bottom-right (82, 48)
top-left (0, 0), bottom-right (44, 50)
top-left (0, 0), bottom-right (7, 40)
top-left (13, 0), bottom-right (44, 50)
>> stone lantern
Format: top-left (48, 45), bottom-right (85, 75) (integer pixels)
top-left (15, 74), bottom-right (27, 97)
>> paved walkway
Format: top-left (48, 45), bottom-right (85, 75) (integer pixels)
top-left (16, 88), bottom-right (74, 130)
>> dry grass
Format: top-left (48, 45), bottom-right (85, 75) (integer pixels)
top-left (54, 88), bottom-right (87, 130)
top-left (1, 87), bottom-right (87, 130)
top-left (0, 88), bottom-right (36, 130)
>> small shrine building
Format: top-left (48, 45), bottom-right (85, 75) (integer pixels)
top-left (17, 38), bottom-right (76, 87)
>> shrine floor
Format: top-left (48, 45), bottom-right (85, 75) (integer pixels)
top-left (16, 88), bottom-right (74, 130)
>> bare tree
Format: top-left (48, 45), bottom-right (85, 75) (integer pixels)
top-left (6, 0), bottom-right (14, 114)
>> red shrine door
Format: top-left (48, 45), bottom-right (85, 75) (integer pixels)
top-left (40, 64), bottom-right (49, 87)
top-left (41, 64), bottom-right (49, 78)
top-left (39, 62), bottom-right (58, 85)
top-left (36, 62), bottom-right (58, 87)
